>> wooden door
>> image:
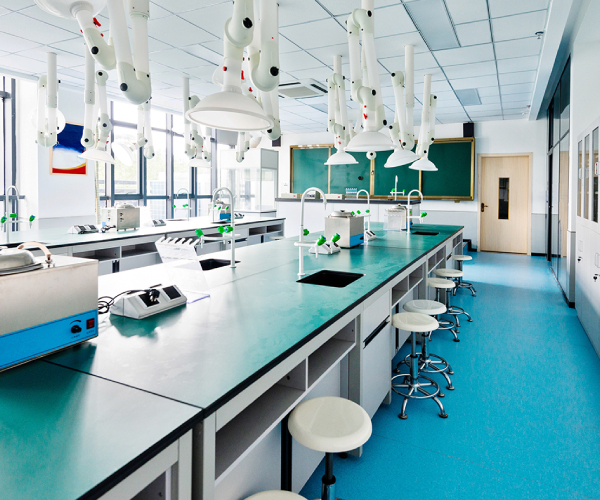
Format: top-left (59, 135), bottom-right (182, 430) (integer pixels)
top-left (480, 155), bottom-right (529, 254)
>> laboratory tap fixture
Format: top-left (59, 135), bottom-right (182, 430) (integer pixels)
top-left (1, 186), bottom-right (35, 242)
top-left (174, 188), bottom-right (191, 221)
top-left (356, 189), bottom-right (376, 241)
top-left (385, 45), bottom-right (419, 168)
top-left (325, 55), bottom-right (357, 165)
top-left (295, 187), bottom-right (328, 276)
top-left (410, 74), bottom-right (438, 171)
top-left (33, 52), bottom-right (66, 148)
top-left (212, 187), bottom-right (237, 268)
top-left (186, 0), bottom-right (279, 132)
top-left (345, 0), bottom-right (393, 154)
top-left (35, 0), bottom-right (152, 105)
top-left (406, 189), bottom-right (426, 229)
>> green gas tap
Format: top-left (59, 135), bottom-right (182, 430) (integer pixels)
top-left (218, 225), bottom-right (233, 234)
top-left (331, 233), bottom-right (341, 244)
top-left (316, 235), bottom-right (326, 246)
top-left (195, 228), bottom-right (204, 238)
top-left (421, 212), bottom-right (427, 218)
top-left (303, 229), bottom-right (310, 236)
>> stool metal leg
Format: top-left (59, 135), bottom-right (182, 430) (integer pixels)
top-left (320, 452), bottom-right (337, 500)
top-left (435, 288), bottom-right (460, 342)
top-left (391, 331), bottom-right (448, 419)
top-left (446, 289), bottom-right (473, 326)
top-left (452, 261), bottom-right (477, 297)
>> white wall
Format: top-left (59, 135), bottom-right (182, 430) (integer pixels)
top-left (269, 118), bottom-right (547, 252)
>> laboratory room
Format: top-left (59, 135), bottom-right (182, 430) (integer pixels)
top-left (2, 0), bottom-right (600, 499)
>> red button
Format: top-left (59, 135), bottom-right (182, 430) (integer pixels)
top-left (87, 318), bottom-right (95, 330)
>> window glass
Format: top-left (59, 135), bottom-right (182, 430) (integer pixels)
top-left (559, 62), bottom-right (570, 138)
top-left (113, 126), bottom-right (139, 195)
top-left (498, 178), bottom-right (509, 220)
top-left (578, 140), bottom-right (582, 218)
top-left (585, 135), bottom-right (590, 219)
top-left (172, 114), bottom-right (184, 136)
top-left (147, 131), bottom-right (167, 197)
top-left (151, 108), bottom-right (167, 130)
top-left (593, 127), bottom-right (599, 223)
top-left (261, 168), bottom-right (277, 211)
top-left (548, 104), bottom-right (553, 151)
top-left (553, 85), bottom-right (560, 146)
top-left (173, 135), bottom-right (190, 195)
top-left (113, 100), bottom-right (138, 123)
top-left (96, 162), bottom-right (106, 197)
top-left (197, 166), bottom-right (212, 197)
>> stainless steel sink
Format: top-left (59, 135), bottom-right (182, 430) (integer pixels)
top-left (199, 258), bottom-right (240, 270)
top-left (297, 270), bottom-right (364, 288)
top-left (411, 231), bottom-right (439, 236)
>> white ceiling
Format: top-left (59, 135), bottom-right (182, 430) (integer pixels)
top-left (0, 0), bottom-right (554, 134)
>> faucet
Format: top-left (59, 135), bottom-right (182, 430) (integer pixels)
top-left (212, 187), bottom-right (236, 268)
top-left (356, 189), bottom-right (375, 241)
top-left (406, 189), bottom-right (425, 230)
top-left (175, 187), bottom-right (191, 221)
top-left (2, 185), bottom-right (32, 242)
top-left (295, 187), bottom-right (328, 276)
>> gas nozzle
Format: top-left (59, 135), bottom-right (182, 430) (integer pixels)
top-left (331, 233), bottom-right (341, 243)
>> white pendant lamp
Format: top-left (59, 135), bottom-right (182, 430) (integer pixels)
top-left (186, 0), bottom-right (274, 132)
top-left (189, 157), bottom-right (210, 168)
top-left (80, 143), bottom-right (115, 164)
top-left (345, 0), bottom-right (393, 153)
top-left (111, 140), bottom-right (136, 166)
top-left (326, 151), bottom-right (358, 165)
top-left (384, 148), bottom-right (418, 168)
top-left (410, 74), bottom-right (438, 171)
top-left (410, 157), bottom-right (437, 171)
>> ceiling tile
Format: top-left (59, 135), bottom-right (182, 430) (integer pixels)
top-left (150, 48), bottom-right (210, 70)
top-left (455, 20), bottom-right (492, 46)
top-left (501, 82), bottom-right (534, 94)
top-left (433, 44), bottom-right (495, 66)
top-left (319, 0), bottom-right (399, 16)
top-left (451, 74), bottom-right (498, 89)
top-left (373, 5), bottom-right (416, 38)
top-left (48, 37), bottom-right (87, 57)
top-left (153, 71), bottom-right (187, 86)
top-left (0, 6), bottom-right (8, 15)
top-left (491, 11), bottom-right (547, 42)
top-left (16, 46), bottom-right (84, 68)
top-left (148, 16), bottom-right (217, 47)
top-left (445, 0), bottom-right (489, 24)
top-left (280, 50), bottom-right (323, 72)
top-left (149, 0), bottom-right (229, 14)
top-left (503, 100), bottom-right (531, 109)
top-left (289, 66), bottom-right (332, 82)
top-left (148, 60), bottom-right (174, 74)
top-left (185, 63), bottom-right (218, 82)
top-left (0, 12), bottom-right (74, 44)
top-left (496, 55), bottom-right (539, 73)
top-left (280, 18), bottom-right (347, 50)
top-left (498, 71), bottom-right (537, 85)
top-left (435, 98), bottom-right (462, 108)
top-left (374, 32), bottom-right (429, 58)
top-left (494, 37), bottom-right (542, 59)
top-left (0, 53), bottom-right (47, 73)
top-left (379, 51), bottom-right (438, 72)
top-left (477, 86), bottom-right (500, 97)
top-left (0, 0), bottom-right (35, 10)
top-left (443, 60), bottom-right (497, 79)
top-left (279, 35), bottom-right (301, 54)
top-left (433, 105), bottom-right (465, 114)
top-left (465, 103), bottom-right (503, 112)
top-left (182, 44), bottom-right (222, 65)
top-left (307, 43), bottom-right (349, 65)
top-left (503, 114), bottom-right (528, 120)
top-left (471, 115), bottom-right (503, 121)
top-left (148, 37), bottom-right (172, 53)
top-left (480, 95), bottom-right (500, 104)
top-left (502, 92), bottom-right (531, 102)
top-left (186, 3), bottom-right (231, 38)
top-left (489, 0), bottom-right (549, 18)
top-left (415, 79), bottom-right (452, 93)
top-left (19, 6), bottom-right (81, 36)
top-left (0, 31), bottom-right (41, 53)
top-left (278, 0), bottom-right (329, 27)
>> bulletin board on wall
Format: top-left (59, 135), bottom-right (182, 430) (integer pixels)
top-left (289, 137), bottom-right (475, 201)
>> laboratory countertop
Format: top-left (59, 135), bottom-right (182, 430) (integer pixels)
top-left (0, 360), bottom-right (200, 500)
top-left (276, 198), bottom-right (421, 204)
top-left (47, 223), bottom-right (462, 415)
top-left (0, 215), bottom-right (285, 249)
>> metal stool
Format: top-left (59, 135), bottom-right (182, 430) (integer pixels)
top-left (289, 397), bottom-right (372, 500)
top-left (427, 277), bottom-right (460, 342)
top-left (434, 269), bottom-right (473, 327)
top-left (391, 312), bottom-right (448, 419)
top-left (399, 300), bottom-right (454, 393)
top-left (452, 254), bottom-right (476, 296)
top-left (246, 492), bottom-right (307, 500)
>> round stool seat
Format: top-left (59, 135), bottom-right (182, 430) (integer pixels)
top-left (245, 492), bottom-right (306, 500)
top-left (452, 254), bottom-right (472, 262)
top-left (288, 397), bottom-right (371, 453)
top-left (434, 268), bottom-right (464, 278)
top-left (392, 312), bottom-right (439, 333)
top-left (427, 277), bottom-right (455, 289)
top-left (403, 299), bottom-right (446, 316)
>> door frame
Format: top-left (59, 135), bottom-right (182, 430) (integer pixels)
top-left (477, 153), bottom-right (533, 255)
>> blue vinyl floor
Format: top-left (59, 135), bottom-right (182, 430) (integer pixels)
top-left (300, 252), bottom-right (600, 500)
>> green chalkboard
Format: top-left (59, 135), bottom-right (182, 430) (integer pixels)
top-left (329, 152), bottom-right (370, 194)
top-left (421, 139), bottom-right (474, 199)
top-left (291, 147), bottom-right (330, 194)
top-left (373, 149), bottom-right (420, 196)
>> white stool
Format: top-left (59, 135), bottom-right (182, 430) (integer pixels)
top-left (246, 492), bottom-right (306, 500)
top-left (452, 254), bottom-right (476, 296)
top-left (433, 269), bottom-right (473, 327)
top-left (288, 397), bottom-right (372, 500)
top-left (427, 278), bottom-right (460, 342)
top-left (401, 300), bottom-right (454, 392)
top-left (391, 312), bottom-right (448, 419)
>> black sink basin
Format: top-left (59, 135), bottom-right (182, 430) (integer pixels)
top-left (297, 270), bottom-right (364, 288)
top-left (411, 231), bottom-right (439, 236)
top-left (199, 258), bottom-right (240, 270)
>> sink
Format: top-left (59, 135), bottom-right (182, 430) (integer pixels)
top-left (411, 231), bottom-right (439, 236)
top-left (297, 270), bottom-right (363, 288)
top-left (166, 219), bottom-right (188, 222)
top-left (199, 258), bottom-right (240, 270)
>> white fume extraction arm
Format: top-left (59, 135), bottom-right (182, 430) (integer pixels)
top-left (236, 132), bottom-right (250, 162)
top-left (35, 0), bottom-right (152, 105)
top-left (183, 77), bottom-right (196, 159)
top-left (326, 55), bottom-right (357, 166)
top-left (346, 0), bottom-right (392, 153)
top-left (410, 73), bottom-right (438, 172)
top-left (80, 68), bottom-right (114, 164)
top-left (184, 81), bottom-right (212, 167)
top-left (186, 0), bottom-right (273, 132)
top-left (35, 52), bottom-right (66, 148)
top-left (385, 44), bottom-right (419, 168)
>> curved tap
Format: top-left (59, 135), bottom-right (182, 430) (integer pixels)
top-left (300, 187), bottom-right (327, 243)
top-left (406, 189), bottom-right (424, 229)
top-left (176, 188), bottom-right (191, 221)
top-left (356, 189), bottom-right (371, 231)
top-left (212, 187), bottom-right (236, 268)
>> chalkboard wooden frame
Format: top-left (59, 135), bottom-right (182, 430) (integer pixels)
top-left (289, 137), bottom-right (475, 201)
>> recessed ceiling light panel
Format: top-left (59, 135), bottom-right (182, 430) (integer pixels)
top-left (404, 0), bottom-right (460, 51)
top-left (455, 89), bottom-right (482, 106)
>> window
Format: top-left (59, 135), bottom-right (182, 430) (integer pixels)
top-left (585, 135), bottom-right (590, 220)
top-left (113, 125), bottom-right (139, 195)
top-left (594, 127), bottom-right (599, 223)
top-left (578, 140), bottom-right (583, 218)
top-left (498, 178), bottom-right (509, 220)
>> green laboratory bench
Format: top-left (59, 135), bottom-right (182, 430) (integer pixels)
top-left (2, 223), bottom-right (463, 500)
top-left (0, 215), bottom-right (285, 275)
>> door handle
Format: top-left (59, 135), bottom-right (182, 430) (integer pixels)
top-left (480, 202), bottom-right (489, 213)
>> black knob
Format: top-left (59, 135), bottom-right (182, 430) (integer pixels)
top-left (120, 83), bottom-right (128, 91)
top-left (71, 325), bottom-right (82, 334)
top-left (270, 66), bottom-right (279, 76)
top-left (91, 47), bottom-right (99, 55)
top-left (243, 17), bottom-right (253, 28)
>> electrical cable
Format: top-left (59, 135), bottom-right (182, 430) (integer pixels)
top-left (98, 286), bottom-right (161, 314)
